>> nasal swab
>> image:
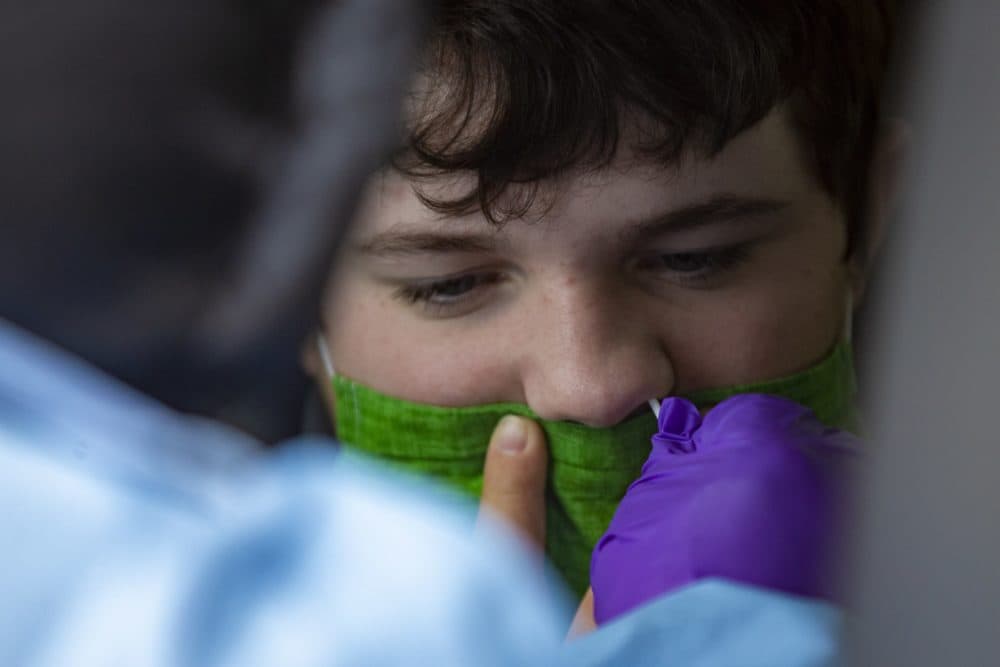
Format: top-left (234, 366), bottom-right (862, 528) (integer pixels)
top-left (648, 398), bottom-right (661, 419)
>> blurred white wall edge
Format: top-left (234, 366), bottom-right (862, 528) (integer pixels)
top-left (846, 3), bottom-right (1000, 665)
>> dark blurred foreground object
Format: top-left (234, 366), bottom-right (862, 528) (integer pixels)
top-left (846, 2), bottom-right (1000, 665)
top-left (0, 0), bottom-right (424, 441)
top-left (0, 3), bottom-right (576, 665)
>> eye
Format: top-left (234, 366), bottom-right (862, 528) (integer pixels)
top-left (394, 271), bottom-right (505, 315)
top-left (403, 275), bottom-right (481, 302)
top-left (638, 245), bottom-right (751, 285)
top-left (659, 252), bottom-right (716, 273)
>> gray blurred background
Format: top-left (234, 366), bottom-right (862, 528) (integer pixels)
top-left (848, 2), bottom-right (1000, 664)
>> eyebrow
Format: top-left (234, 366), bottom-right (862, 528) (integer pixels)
top-left (356, 230), bottom-right (500, 257)
top-left (623, 194), bottom-right (790, 245)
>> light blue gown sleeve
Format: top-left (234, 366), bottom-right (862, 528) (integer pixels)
top-left (566, 578), bottom-right (841, 667)
top-left (0, 434), bottom-right (567, 667)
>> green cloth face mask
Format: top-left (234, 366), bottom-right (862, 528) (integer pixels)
top-left (325, 341), bottom-right (857, 596)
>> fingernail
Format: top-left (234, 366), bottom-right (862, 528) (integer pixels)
top-left (495, 415), bottom-right (527, 454)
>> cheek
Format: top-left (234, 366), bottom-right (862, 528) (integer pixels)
top-left (669, 205), bottom-right (852, 391)
top-left (668, 258), bottom-right (849, 392)
top-left (325, 279), bottom-right (514, 406)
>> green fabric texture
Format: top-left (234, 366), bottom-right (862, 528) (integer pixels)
top-left (331, 341), bottom-right (857, 596)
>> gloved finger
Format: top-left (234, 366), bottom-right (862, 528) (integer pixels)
top-left (477, 415), bottom-right (548, 552)
top-left (567, 587), bottom-right (597, 639)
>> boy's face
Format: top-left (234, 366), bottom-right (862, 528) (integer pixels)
top-left (318, 108), bottom-right (858, 427)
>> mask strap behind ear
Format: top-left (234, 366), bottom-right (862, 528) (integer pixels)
top-left (316, 332), bottom-right (336, 380)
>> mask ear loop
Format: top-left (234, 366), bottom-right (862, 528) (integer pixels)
top-left (316, 332), bottom-right (336, 380)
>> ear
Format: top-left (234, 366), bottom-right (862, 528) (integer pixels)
top-left (301, 331), bottom-right (322, 378)
top-left (849, 119), bottom-right (910, 305)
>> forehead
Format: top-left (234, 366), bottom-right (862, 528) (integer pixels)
top-left (356, 107), bottom-right (821, 233)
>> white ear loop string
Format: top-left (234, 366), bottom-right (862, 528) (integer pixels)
top-left (316, 332), bottom-right (336, 379)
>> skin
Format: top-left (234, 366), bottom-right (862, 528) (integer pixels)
top-left (319, 107), bottom-right (858, 426)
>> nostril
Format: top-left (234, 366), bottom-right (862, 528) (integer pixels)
top-left (552, 400), bottom-right (660, 428)
top-left (523, 343), bottom-right (674, 427)
top-left (525, 371), bottom-right (673, 427)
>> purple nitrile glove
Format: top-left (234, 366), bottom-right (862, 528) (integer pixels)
top-left (591, 394), bottom-right (858, 624)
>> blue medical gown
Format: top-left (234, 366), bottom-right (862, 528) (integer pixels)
top-left (567, 580), bottom-right (840, 666)
top-left (0, 320), bottom-right (841, 666)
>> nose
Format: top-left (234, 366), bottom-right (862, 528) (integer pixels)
top-left (520, 284), bottom-right (674, 428)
